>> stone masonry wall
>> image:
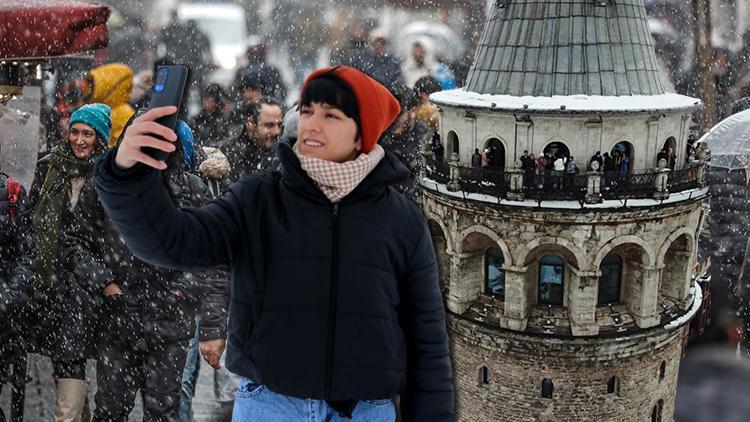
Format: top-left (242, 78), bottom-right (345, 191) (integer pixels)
top-left (449, 315), bottom-right (685, 422)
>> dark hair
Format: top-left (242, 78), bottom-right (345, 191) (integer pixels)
top-left (299, 72), bottom-right (360, 132)
top-left (414, 76), bottom-right (442, 96)
top-left (241, 96), bottom-right (283, 123)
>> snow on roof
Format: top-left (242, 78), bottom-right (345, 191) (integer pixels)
top-left (430, 89), bottom-right (703, 115)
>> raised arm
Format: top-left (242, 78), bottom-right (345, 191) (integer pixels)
top-left (95, 107), bottom-right (243, 271)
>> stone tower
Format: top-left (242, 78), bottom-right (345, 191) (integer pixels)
top-left (421, 0), bottom-right (707, 421)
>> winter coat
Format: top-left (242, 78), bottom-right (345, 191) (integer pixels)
top-left (218, 131), bottom-right (277, 184)
top-left (64, 165), bottom-right (219, 351)
top-left (87, 63), bottom-right (136, 148)
top-left (190, 110), bottom-right (230, 149)
top-left (95, 140), bottom-right (454, 421)
top-left (0, 174), bottom-right (35, 365)
top-left (27, 152), bottom-right (100, 360)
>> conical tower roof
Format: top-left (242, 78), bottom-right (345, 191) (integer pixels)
top-left (466, 0), bottom-right (667, 97)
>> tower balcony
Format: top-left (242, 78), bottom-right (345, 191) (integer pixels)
top-left (422, 154), bottom-right (707, 206)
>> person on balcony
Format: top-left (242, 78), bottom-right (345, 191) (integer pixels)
top-left (565, 156), bottom-right (579, 189)
top-left (603, 152), bottom-right (616, 187)
top-left (553, 155), bottom-right (565, 189)
top-left (618, 153), bottom-right (630, 182)
top-left (471, 148), bottom-right (482, 178)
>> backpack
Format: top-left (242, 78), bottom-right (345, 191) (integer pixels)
top-left (6, 175), bottom-right (20, 221)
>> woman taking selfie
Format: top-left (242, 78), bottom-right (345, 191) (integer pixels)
top-left (95, 66), bottom-right (453, 421)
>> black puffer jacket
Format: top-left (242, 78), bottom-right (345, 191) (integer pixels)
top-left (64, 167), bottom-right (215, 347)
top-left (0, 174), bottom-right (35, 364)
top-left (95, 140), bottom-right (454, 421)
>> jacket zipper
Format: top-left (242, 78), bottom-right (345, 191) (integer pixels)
top-left (324, 203), bottom-right (340, 398)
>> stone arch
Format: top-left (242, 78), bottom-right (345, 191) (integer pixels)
top-left (594, 239), bottom-right (652, 307)
top-left (460, 225), bottom-right (513, 267)
top-left (427, 217), bottom-right (452, 293)
top-left (593, 235), bottom-right (655, 268)
top-left (656, 228), bottom-right (696, 267)
top-left (458, 229), bottom-right (512, 303)
top-left (542, 141), bottom-right (571, 159)
top-left (657, 228), bottom-right (696, 302)
top-left (517, 237), bottom-right (587, 270)
top-left (607, 141), bottom-right (635, 174)
top-left (425, 212), bottom-right (455, 253)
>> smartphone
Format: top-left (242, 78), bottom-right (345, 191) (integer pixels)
top-left (144, 65), bottom-right (189, 162)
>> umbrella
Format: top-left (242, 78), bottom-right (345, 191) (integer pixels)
top-left (395, 21), bottom-right (465, 63)
top-left (699, 109), bottom-right (750, 171)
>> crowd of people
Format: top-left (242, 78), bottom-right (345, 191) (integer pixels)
top-left (0, 8), bottom-right (462, 421)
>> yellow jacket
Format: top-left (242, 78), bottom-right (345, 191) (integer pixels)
top-left (88, 63), bottom-right (136, 148)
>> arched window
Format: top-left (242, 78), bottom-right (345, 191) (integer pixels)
top-left (659, 362), bottom-right (666, 381)
top-left (598, 255), bottom-right (622, 305)
top-left (481, 366), bottom-right (490, 385)
top-left (543, 142), bottom-right (571, 160)
top-left (484, 138), bottom-right (506, 171)
top-left (539, 255), bottom-right (564, 305)
top-left (660, 137), bottom-right (677, 169)
top-left (485, 248), bottom-right (505, 298)
top-left (607, 376), bottom-right (619, 395)
top-left (447, 131), bottom-right (460, 159)
top-left (541, 378), bottom-right (554, 398)
top-left (651, 400), bottom-right (664, 422)
top-left (610, 142), bottom-right (634, 176)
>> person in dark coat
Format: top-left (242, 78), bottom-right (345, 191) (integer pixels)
top-left (28, 103), bottom-right (111, 421)
top-left (233, 42), bottom-right (287, 104)
top-left (0, 172), bottom-right (35, 422)
top-left (190, 83), bottom-right (230, 148)
top-left (96, 66), bottom-right (453, 421)
top-left (218, 97), bottom-right (284, 184)
top-left (65, 120), bottom-right (214, 421)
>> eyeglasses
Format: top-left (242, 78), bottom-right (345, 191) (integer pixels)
top-left (70, 128), bottom-right (96, 139)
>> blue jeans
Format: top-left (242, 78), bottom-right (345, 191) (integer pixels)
top-left (232, 378), bottom-right (396, 422)
top-left (179, 315), bottom-right (201, 422)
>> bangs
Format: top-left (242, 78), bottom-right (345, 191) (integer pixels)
top-left (299, 74), bottom-right (360, 124)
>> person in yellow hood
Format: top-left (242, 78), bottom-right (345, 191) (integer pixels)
top-left (85, 63), bottom-right (136, 148)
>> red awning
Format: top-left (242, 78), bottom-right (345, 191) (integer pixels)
top-left (0, 0), bottom-right (109, 60)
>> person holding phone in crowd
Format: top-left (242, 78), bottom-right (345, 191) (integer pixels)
top-left (95, 66), bottom-right (453, 421)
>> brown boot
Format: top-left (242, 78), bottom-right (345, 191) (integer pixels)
top-left (54, 378), bottom-right (88, 422)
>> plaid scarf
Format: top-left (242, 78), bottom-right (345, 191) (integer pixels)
top-left (293, 143), bottom-right (385, 203)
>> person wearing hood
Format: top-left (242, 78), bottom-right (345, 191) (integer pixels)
top-left (28, 103), bottom-right (111, 422)
top-left (84, 63), bottom-right (136, 148)
top-left (64, 119), bottom-right (215, 421)
top-left (96, 66), bottom-right (453, 421)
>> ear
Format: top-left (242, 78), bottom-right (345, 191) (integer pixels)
top-left (354, 136), bottom-right (363, 152)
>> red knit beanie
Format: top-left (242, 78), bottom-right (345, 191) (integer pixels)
top-left (301, 66), bottom-right (401, 153)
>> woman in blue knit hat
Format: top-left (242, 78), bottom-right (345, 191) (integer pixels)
top-left (28, 102), bottom-right (111, 422)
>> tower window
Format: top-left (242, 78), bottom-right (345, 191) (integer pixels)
top-left (598, 255), bottom-right (622, 304)
top-left (541, 378), bottom-right (554, 398)
top-left (485, 248), bottom-right (505, 298)
top-left (651, 400), bottom-right (663, 422)
top-left (481, 366), bottom-right (490, 385)
top-left (659, 362), bottom-right (666, 382)
top-left (607, 376), bottom-right (619, 395)
top-left (539, 256), bottom-right (564, 305)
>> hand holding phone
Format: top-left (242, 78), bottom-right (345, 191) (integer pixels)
top-left (143, 66), bottom-right (189, 162)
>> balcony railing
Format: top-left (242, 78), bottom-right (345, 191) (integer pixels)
top-left (421, 155), bottom-right (705, 204)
